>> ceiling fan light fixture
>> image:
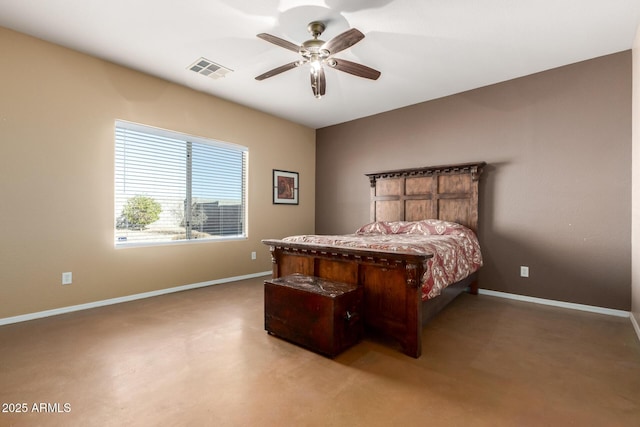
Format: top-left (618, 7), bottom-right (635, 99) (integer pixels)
top-left (311, 80), bottom-right (322, 99)
top-left (310, 56), bottom-right (322, 74)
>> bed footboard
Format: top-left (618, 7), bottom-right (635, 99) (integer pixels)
top-left (263, 240), bottom-right (432, 358)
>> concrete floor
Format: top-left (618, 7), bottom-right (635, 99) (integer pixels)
top-left (1, 276), bottom-right (639, 426)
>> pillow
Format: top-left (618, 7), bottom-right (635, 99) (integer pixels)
top-left (354, 221), bottom-right (395, 234)
top-left (355, 219), bottom-right (469, 236)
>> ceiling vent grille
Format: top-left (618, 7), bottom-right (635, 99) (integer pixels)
top-left (188, 57), bottom-right (233, 79)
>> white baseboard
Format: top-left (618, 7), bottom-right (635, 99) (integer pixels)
top-left (478, 289), bottom-right (630, 318)
top-left (631, 313), bottom-right (640, 342)
top-left (0, 271), bottom-right (272, 326)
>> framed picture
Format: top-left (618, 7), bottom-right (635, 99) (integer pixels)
top-left (273, 169), bottom-right (299, 205)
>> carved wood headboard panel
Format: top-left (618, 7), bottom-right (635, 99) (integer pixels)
top-left (365, 162), bottom-right (486, 232)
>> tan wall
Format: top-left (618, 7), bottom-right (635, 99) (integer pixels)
top-left (0, 27), bottom-right (315, 319)
top-left (317, 51), bottom-right (632, 310)
top-left (632, 26), bottom-right (640, 325)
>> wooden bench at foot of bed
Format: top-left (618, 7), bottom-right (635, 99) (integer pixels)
top-left (264, 274), bottom-right (364, 357)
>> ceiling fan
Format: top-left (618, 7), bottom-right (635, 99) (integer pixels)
top-left (255, 21), bottom-right (381, 99)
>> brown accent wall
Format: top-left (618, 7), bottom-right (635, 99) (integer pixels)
top-left (317, 51), bottom-right (632, 310)
top-left (0, 27), bottom-right (315, 319)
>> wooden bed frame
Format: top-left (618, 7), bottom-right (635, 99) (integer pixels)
top-left (263, 162), bottom-right (486, 358)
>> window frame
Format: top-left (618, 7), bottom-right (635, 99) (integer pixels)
top-left (114, 120), bottom-right (248, 248)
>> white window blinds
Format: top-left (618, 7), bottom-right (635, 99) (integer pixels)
top-left (114, 121), bottom-right (247, 246)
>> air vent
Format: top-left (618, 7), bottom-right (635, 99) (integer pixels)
top-left (188, 57), bottom-right (233, 80)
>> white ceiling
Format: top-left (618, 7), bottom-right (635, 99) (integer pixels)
top-left (1, 0), bottom-right (639, 129)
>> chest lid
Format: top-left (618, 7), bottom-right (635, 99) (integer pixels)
top-left (268, 274), bottom-right (358, 298)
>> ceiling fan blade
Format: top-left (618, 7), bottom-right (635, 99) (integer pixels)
top-left (328, 58), bottom-right (381, 80)
top-left (322, 28), bottom-right (364, 55)
top-left (255, 61), bottom-right (300, 81)
top-left (257, 33), bottom-right (300, 53)
top-left (310, 67), bottom-right (326, 98)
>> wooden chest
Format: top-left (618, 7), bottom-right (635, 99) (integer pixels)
top-left (264, 274), bottom-right (363, 357)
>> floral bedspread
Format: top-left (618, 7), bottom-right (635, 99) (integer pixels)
top-left (281, 219), bottom-right (482, 301)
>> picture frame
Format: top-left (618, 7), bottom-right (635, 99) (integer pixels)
top-left (273, 169), bottom-right (299, 205)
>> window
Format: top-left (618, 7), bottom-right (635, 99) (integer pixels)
top-left (114, 121), bottom-right (248, 246)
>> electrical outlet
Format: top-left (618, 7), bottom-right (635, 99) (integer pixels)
top-left (520, 266), bottom-right (529, 278)
top-left (251, 251), bottom-right (257, 260)
top-left (62, 272), bottom-right (72, 285)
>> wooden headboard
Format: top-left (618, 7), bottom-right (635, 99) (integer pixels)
top-left (365, 162), bottom-right (486, 232)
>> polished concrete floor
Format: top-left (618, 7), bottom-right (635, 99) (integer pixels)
top-left (1, 276), bottom-right (639, 426)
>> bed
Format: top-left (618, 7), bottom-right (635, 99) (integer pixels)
top-left (262, 162), bottom-right (486, 358)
